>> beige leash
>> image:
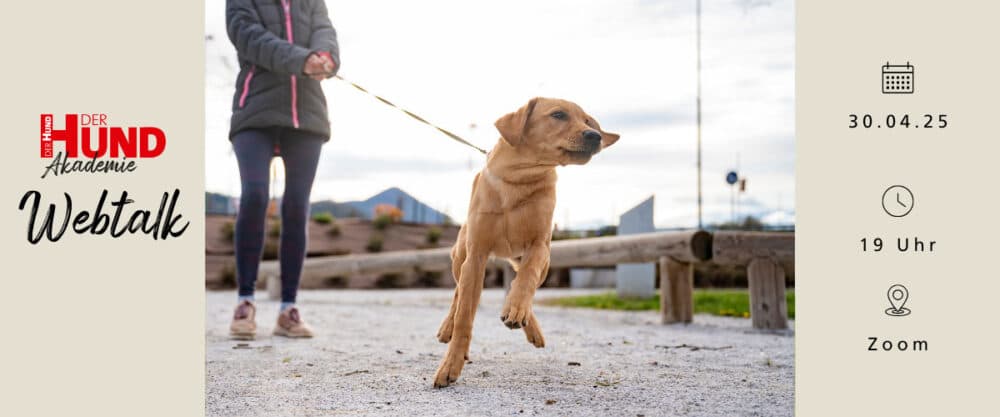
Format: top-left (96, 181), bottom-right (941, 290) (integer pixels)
top-left (334, 75), bottom-right (488, 155)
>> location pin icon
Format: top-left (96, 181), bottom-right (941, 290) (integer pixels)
top-left (887, 284), bottom-right (909, 314)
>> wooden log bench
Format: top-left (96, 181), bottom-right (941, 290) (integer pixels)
top-left (258, 229), bottom-right (791, 330)
top-left (259, 230), bottom-right (712, 298)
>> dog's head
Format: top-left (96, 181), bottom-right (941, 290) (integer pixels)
top-left (495, 97), bottom-right (620, 165)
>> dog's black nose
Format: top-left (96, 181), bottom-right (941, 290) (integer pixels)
top-left (583, 130), bottom-right (602, 146)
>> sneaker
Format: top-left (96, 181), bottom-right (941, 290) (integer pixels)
top-left (229, 300), bottom-right (257, 340)
top-left (274, 307), bottom-right (314, 338)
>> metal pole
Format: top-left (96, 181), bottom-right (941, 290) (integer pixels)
top-left (695, 0), bottom-right (703, 229)
top-left (729, 182), bottom-right (739, 224)
top-left (735, 152), bottom-right (740, 222)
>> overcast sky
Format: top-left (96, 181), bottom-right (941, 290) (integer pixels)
top-left (204, 0), bottom-right (795, 229)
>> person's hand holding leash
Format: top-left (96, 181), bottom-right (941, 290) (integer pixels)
top-left (304, 52), bottom-right (335, 81)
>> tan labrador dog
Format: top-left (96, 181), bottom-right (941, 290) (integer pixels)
top-left (433, 97), bottom-right (619, 388)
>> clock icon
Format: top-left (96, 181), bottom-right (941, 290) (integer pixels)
top-left (882, 185), bottom-right (914, 218)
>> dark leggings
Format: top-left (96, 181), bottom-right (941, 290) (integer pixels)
top-left (233, 127), bottom-right (323, 303)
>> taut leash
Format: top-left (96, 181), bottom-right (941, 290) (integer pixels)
top-left (333, 75), bottom-right (488, 155)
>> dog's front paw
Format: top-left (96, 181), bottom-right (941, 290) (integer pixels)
top-left (436, 314), bottom-right (454, 343)
top-left (501, 290), bottom-right (532, 329)
top-left (433, 352), bottom-right (465, 388)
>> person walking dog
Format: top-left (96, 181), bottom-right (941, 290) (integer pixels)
top-left (225, 0), bottom-right (339, 339)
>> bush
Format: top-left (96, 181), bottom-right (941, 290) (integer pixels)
top-left (426, 226), bottom-right (442, 244)
top-left (551, 229), bottom-right (580, 241)
top-left (329, 247), bottom-right (351, 256)
top-left (373, 214), bottom-right (393, 230)
top-left (312, 212), bottom-right (335, 224)
top-left (416, 271), bottom-right (442, 287)
top-left (268, 220), bottom-right (281, 238)
top-left (219, 261), bottom-right (236, 288)
top-left (693, 261), bottom-right (794, 288)
top-left (366, 232), bottom-right (384, 253)
top-left (715, 216), bottom-right (765, 231)
top-left (373, 204), bottom-right (403, 222)
top-left (375, 273), bottom-right (404, 288)
top-left (327, 223), bottom-right (341, 237)
top-left (597, 225), bottom-right (618, 236)
top-left (221, 221), bottom-right (235, 241)
top-left (324, 276), bottom-right (349, 288)
top-left (262, 241), bottom-right (279, 260)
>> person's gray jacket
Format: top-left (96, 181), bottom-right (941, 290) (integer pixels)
top-left (226, 0), bottom-right (340, 140)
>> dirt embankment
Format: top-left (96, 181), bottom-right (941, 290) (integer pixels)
top-left (205, 214), bottom-right (460, 289)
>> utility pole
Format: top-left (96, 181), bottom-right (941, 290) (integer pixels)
top-left (735, 152), bottom-right (740, 222)
top-left (695, 0), bottom-right (704, 229)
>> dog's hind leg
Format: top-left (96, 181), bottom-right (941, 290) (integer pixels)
top-left (437, 228), bottom-right (468, 344)
top-left (501, 241), bottom-right (549, 329)
top-left (437, 289), bottom-right (459, 344)
top-left (523, 313), bottom-right (545, 348)
top-left (433, 248), bottom-right (487, 388)
top-left (521, 258), bottom-right (549, 348)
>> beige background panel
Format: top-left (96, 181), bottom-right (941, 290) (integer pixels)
top-left (798, 1), bottom-right (998, 415)
top-left (0, 1), bottom-right (204, 416)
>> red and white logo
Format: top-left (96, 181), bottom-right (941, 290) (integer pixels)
top-left (40, 114), bottom-right (166, 159)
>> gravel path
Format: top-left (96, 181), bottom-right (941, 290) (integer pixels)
top-left (206, 289), bottom-right (794, 417)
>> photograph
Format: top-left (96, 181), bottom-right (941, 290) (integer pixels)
top-left (13, 1), bottom-right (1000, 416)
top-left (202, 0), bottom-right (793, 415)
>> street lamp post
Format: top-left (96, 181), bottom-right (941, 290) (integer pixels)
top-left (695, 0), bottom-right (703, 229)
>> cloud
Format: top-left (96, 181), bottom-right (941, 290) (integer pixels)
top-left (316, 154), bottom-right (467, 180)
top-left (204, 0), bottom-right (796, 228)
top-left (600, 107), bottom-right (695, 130)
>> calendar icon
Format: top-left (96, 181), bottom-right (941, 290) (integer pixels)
top-left (882, 62), bottom-right (914, 94)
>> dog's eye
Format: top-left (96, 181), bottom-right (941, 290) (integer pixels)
top-left (550, 111), bottom-right (567, 120)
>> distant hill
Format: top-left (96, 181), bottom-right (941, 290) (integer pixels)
top-left (337, 187), bottom-right (451, 225)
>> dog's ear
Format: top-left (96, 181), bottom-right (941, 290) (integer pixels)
top-left (599, 130), bottom-right (620, 149)
top-left (495, 97), bottom-right (539, 146)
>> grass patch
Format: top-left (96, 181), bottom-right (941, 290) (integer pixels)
top-left (542, 289), bottom-right (794, 319)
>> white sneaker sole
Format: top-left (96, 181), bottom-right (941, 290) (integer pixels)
top-left (273, 328), bottom-right (313, 338)
top-left (230, 330), bottom-right (256, 340)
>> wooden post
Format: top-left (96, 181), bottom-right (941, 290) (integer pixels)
top-left (502, 263), bottom-right (515, 293)
top-left (660, 257), bottom-right (693, 324)
top-left (747, 257), bottom-right (788, 330)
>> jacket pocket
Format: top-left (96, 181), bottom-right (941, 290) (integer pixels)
top-left (238, 65), bottom-right (256, 108)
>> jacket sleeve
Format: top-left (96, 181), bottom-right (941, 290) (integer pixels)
top-left (226, 0), bottom-right (312, 75)
top-left (308, 0), bottom-right (341, 77)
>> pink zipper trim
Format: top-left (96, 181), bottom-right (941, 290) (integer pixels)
top-left (282, 0), bottom-right (300, 128)
top-left (238, 65), bottom-right (256, 108)
top-left (290, 76), bottom-right (299, 128)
